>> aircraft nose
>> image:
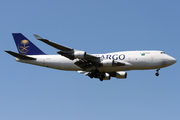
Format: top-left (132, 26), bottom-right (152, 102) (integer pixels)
top-left (172, 57), bottom-right (177, 64)
top-left (164, 56), bottom-right (177, 66)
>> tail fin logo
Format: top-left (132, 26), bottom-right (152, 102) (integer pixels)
top-left (18, 39), bottom-right (30, 54)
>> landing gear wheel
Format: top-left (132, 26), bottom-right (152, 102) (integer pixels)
top-left (155, 73), bottom-right (159, 76)
top-left (89, 75), bottom-right (93, 79)
top-left (99, 73), bottom-right (105, 81)
top-left (155, 68), bottom-right (160, 77)
top-left (100, 78), bottom-right (103, 81)
top-left (87, 73), bottom-right (94, 79)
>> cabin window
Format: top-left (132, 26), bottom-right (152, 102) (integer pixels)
top-left (161, 52), bottom-right (165, 54)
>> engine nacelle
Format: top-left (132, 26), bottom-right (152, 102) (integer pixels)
top-left (101, 60), bottom-right (114, 67)
top-left (103, 73), bottom-right (111, 80)
top-left (74, 51), bottom-right (86, 59)
top-left (116, 71), bottom-right (127, 79)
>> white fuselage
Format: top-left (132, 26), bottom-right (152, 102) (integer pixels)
top-left (15, 51), bottom-right (176, 72)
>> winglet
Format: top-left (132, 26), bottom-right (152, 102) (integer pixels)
top-left (33, 34), bottom-right (43, 40)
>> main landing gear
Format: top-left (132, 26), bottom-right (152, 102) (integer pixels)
top-left (87, 69), bottom-right (105, 81)
top-left (99, 73), bottom-right (105, 81)
top-left (155, 68), bottom-right (160, 76)
top-left (87, 69), bottom-right (99, 79)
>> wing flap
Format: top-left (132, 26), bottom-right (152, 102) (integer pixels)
top-left (57, 51), bottom-right (74, 60)
top-left (74, 59), bottom-right (95, 70)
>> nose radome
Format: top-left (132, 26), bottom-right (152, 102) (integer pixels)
top-left (172, 57), bottom-right (177, 64)
top-left (166, 56), bottom-right (177, 65)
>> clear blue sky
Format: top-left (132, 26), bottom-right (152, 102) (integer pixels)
top-left (1, 0), bottom-right (180, 120)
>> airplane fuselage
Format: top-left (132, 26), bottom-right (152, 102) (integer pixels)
top-left (15, 50), bottom-right (176, 72)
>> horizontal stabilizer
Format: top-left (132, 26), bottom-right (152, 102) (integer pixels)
top-left (5, 51), bottom-right (36, 60)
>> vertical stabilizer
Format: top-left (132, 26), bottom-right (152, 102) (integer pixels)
top-left (12, 33), bottom-right (46, 55)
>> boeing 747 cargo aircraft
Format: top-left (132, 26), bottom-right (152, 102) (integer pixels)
top-left (5, 33), bottom-right (177, 81)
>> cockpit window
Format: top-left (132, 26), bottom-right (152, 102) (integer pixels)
top-left (161, 52), bottom-right (165, 54)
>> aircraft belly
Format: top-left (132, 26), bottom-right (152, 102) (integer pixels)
top-left (16, 56), bottom-right (82, 71)
top-left (44, 57), bottom-right (81, 71)
top-left (131, 61), bottom-right (166, 70)
top-left (98, 66), bottom-right (132, 72)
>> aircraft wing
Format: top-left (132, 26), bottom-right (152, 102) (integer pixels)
top-left (34, 34), bottom-right (100, 70)
top-left (34, 34), bottom-right (98, 58)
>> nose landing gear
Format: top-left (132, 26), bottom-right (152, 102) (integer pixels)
top-left (155, 68), bottom-right (160, 76)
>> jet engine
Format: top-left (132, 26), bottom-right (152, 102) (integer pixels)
top-left (74, 51), bottom-right (86, 59)
top-left (101, 60), bottom-right (114, 67)
top-left (116, 71), bottom-right (127, 79)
